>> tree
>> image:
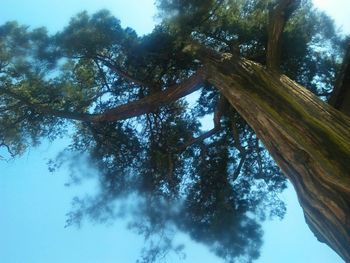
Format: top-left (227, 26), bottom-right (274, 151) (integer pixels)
top-left (0, 0), bottom-right (349, 262)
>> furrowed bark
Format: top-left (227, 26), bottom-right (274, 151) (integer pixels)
top-left (93, 70), bottom-right (204, 122)
top-left (202, 54), bottom-right (350, 262)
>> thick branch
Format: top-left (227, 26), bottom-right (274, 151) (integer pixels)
top-left (267, 0), bottom-right (300, 70)
top-left (2, 70), bottom-right (205, 122)
top-left (92, 70), bottom-right (205, 122)
top-left (329, 42), bottom-right (350, 116)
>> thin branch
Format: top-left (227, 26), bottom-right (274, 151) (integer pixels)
top-left (176, 127), bottom-right (220, 153)
top-left (231, 121), bottom-right (245, 156)
top-left (175, 95), bottom-right (226, 153)
top-left (232, 154), bottom-right (246, 181)
top-left (254, 138), bottom-right (263, 175)
top-left (95, 54), bottom-right (151, 88)
top-left (93, 59), bottom-right (111, 92)
top-left (0, 142), bottom-right (15, 158)
top-left (230, 120), bottom-right (250, 181)
top-left (167, 153), bottom-right (175, 186)
top-left (197, 0), bottom-right (225, 26)
top-left (317, 91), bottom-right (332, 97)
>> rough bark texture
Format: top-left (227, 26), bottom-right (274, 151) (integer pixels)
top-left (203, 54), bottom-right (350, 262)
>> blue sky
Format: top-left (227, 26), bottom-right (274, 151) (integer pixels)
top-left (0, 1), bottom-right (349, 263)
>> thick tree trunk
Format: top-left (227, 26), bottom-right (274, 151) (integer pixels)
top-left (204, 55), bottom-right (350, 262)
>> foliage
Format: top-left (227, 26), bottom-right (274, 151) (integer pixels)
top-left (0, 1), bottom-right (347, 262)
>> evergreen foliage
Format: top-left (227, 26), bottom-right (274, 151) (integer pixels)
top-left (0, 1), bottom-right (347, 262)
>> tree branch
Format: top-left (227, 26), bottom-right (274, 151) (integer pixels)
top-left (0, 142), bottom-right (15, 158)
top-left (266, 0), bottom-right (300, 70)
top-left (93, 58), bottom-right (111, 92)
top-left (176, 127), bottom-right (220, 153)
top-left (95, 54), bottom-right (151, 88)
top-left (197, 0), bottom-right (224, 27)
top-left (92, 70), bottom-right (205, 122)
top-left (230, 120), bottom-right (248, 181)
top-left (1, 70), bottom-right (205, 123)
top-left (175, 95), bottom-right (226, 153)
top-left (232, 155), bottom-right (246, 181)
top-left (329, 42), bottom-right (350, 116)
top-left (231, 121), bottom-right (245, 156)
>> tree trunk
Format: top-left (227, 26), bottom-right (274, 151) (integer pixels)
top-left (204, 55), bottom-right (350, 262)
top-left (329, 43), bottom-right (350, 117)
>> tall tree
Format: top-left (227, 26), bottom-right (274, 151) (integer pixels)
top-left (0, 0), bottom-right (349, 262)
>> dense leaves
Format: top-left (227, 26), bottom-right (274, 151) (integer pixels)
top-left (0, 1), bottom-right (347, 262)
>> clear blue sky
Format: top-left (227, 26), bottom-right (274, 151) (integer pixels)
top-left (0, 1), bottom-right (348, 263)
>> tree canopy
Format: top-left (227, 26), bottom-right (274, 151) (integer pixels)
top-left (0, 1), bottom-right (348, 262)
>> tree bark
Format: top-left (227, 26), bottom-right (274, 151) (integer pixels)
top-left (267, 0), bottom-right (300, 70)
top-left (1, 70), bottom-right (204, 123)
top-left (203, 53), bottom-right (350, 262)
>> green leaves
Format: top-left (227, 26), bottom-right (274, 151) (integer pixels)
top-left (57, 9), bottom-right (137, 58)
top-left (58, 10), bottom-right (117, 55)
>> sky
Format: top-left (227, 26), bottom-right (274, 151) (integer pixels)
top-left (0, 1), bottom-right (349, 263)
